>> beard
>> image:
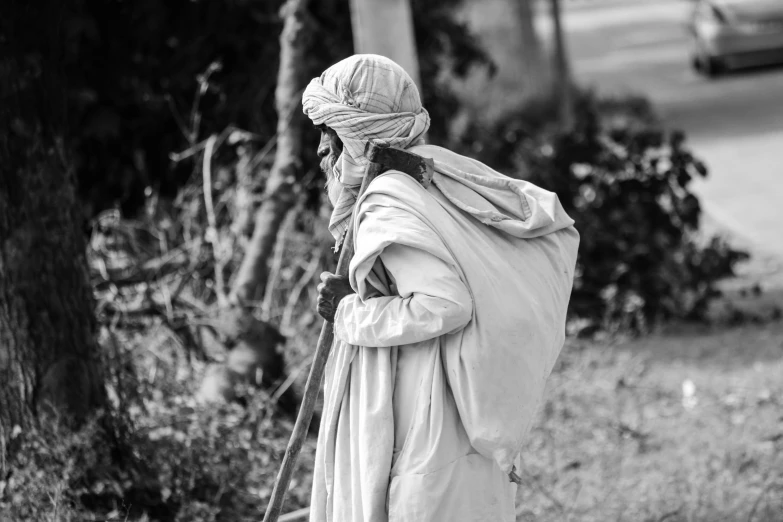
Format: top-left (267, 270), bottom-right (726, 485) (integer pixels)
top-left (321, 152), bottom-right (341, 208)
top-left (320, 152), bottom-right (338, 180)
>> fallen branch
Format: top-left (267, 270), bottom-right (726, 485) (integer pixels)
top-left (91, 241), bottom-right (200, 291)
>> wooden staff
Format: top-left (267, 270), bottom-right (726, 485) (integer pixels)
top-left (262, 143), bottom-right (433, 522)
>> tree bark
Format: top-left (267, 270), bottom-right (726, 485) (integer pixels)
top-left (0, 3), bottom-right (105, 448)
top-left (213, 0), bottom-right (312, 410)
top-left (550, 0), bottom-right (574, 131)
top-left (349, 0), bottom-right (422, 89)
top-left (513, 0), bottom-right (550, 98)
top-left (229, 0), bottom-right (311, 308)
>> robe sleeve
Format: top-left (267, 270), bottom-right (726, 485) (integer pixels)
top-left (333, 242), bottom-right (473, 348)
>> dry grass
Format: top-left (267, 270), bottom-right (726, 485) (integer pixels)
top-left (516, 321), bottom-right (783, 521)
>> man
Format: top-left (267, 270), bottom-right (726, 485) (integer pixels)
top-left (303, 54), bottom-right (579, 522)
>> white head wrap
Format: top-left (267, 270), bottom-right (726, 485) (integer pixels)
top-left (302, 54), bottom-right (430, 245)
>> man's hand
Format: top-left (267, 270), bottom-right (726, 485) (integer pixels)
top-left (317, 272), bottom-right (355, 323)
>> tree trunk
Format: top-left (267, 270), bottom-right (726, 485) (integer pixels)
top-left (513, 0), bottom-right (550, 98)
top-left (212, 0), bottom-right (312, 413)
top-left (550, 0), bottom-right (574, 131)
top-left (349, 0), bottom-right (422, 89)
top-left (229, 0), bottom-right (311, 308)
top-left (0, 5), bottom-right (104, 447)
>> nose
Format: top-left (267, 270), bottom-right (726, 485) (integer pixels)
top-left (317, 132), bottom-right (331, 158)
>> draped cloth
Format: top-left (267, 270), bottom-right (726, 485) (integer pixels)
top-left (302, 54), bottom-right (430, 246)
top-left (302, 55), bottom-right (580, 522)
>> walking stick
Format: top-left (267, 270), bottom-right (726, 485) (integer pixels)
top-left (262, 143), bottom-right (434, 522)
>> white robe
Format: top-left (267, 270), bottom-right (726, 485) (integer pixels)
top-left (310, 145), bottom-right (579, 522)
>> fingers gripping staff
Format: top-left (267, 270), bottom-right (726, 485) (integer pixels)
top-left (316, 272), bottom-right (354, 323)
top-left (262, 143), bottom-right (434, 522)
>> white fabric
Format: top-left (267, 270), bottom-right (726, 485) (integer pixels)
top-left (309, 143), bottom-right (579, 522)
top-left (302, 54), bottom-right (430, 244)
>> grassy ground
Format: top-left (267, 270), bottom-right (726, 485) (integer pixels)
top-left (3, 248), bottom-right (781, 521)
top-left (517, 321), bottom-right (783, 522)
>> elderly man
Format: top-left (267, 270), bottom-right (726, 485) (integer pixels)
top-left (303, 54), bottom-right (579, 522)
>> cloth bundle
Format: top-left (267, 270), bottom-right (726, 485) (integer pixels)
top-left (302, 54), bottom-right (580, 521)
top-left (349, 143), bottom-right (580, 472)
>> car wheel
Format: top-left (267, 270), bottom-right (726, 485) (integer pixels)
top-left (702, 55), bottom-right (725, 78)
top-left (691, 54), bottom-right (703, 72)
top-left (693, 53), bottom-right (725, 78)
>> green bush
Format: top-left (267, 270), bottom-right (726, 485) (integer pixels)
top-left (452, 90), bottom-right (748, 331)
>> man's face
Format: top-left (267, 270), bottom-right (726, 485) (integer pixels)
top-left (317, 125), bottom-right (343, 180)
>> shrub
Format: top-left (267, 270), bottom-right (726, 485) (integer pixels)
top-left (27, 0), bottom-right (490, 218)
top-left (0, 336), bottom-right (315, 522)
top-left (452, 90), bottom-right (748, 331)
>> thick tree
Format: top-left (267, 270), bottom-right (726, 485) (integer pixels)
top-left (549, 0), bottom-right (574, 130)
top-left (229, 0), bottom-right (313, 309)
top-left (513, 0), bottom-right (550, 98)
top-left (349, 0), bottom-right (422, 88)
top-left (0, 0), bottom-right (105, 448)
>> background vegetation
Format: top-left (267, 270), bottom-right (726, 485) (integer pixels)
top-left (1, 0), bottom-right (779, 521)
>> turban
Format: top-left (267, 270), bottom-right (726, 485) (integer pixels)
top-left (302, 54), bottom-right (430, 246)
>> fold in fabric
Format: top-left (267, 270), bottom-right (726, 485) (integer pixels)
top-left (310, 143), bottom-right (579, 521)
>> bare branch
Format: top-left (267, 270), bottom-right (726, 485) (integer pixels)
top-left (281, 252), bottom-right (320, 333)
top-left (259, 211), bottom-right (295, 321)
top-left (203, 134), bottom-right (228, 307)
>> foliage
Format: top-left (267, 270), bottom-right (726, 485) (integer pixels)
top-left (452, 90), bottom-right (749, 331)
top-left (1, 324), bottom-right (317, 522)
top-left (8, 161), bottom-right (331, 520)
top-left (20, 0), bottom-right (490, 219)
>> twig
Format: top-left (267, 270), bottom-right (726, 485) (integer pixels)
top-left (165, 93), bottom-right (192, 143)
top-left (169, 125), bottom-right (237, 163)
top-left (169, 138), bottom-right (209, 163)
top-left (518, 460), bottom-right (565, 512)
top-left (247, 133), bottom-right (279, 173)
top-left (191, 61), bottom-right (222, 143)
top-left (169, 243), bottom-right (202, 303)
top-left (281, 252), bottom-right (320, 333)
top-left (747, 480), bottom-right (776, 522)
top-left (259, 211), bottom-right (295, 321)
top-left (612, 421), bottom-right (650, 442)
top-left (657, 506), bottom-right (682, 522)
top-left (271, 353), bottom-right (312, 406)
top-left (246, 87), bottom-right (305, 175)
top-left (91, 241), bottom-right (199, 291)
top-left (279, 507), bottom-right (310, 522)
top-left (161, 282), bottom-right (174, 322)
top-left (203, 134), bottom-right (228, 307)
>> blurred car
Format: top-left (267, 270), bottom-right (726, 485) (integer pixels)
top-left (688, 0), bottom-right (783, 76)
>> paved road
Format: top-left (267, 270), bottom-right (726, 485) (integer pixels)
top-left (539, 0), bottom-right (783, 259)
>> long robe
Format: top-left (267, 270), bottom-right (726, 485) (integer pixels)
top-left (310, 144), bottom-right (579, 522)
